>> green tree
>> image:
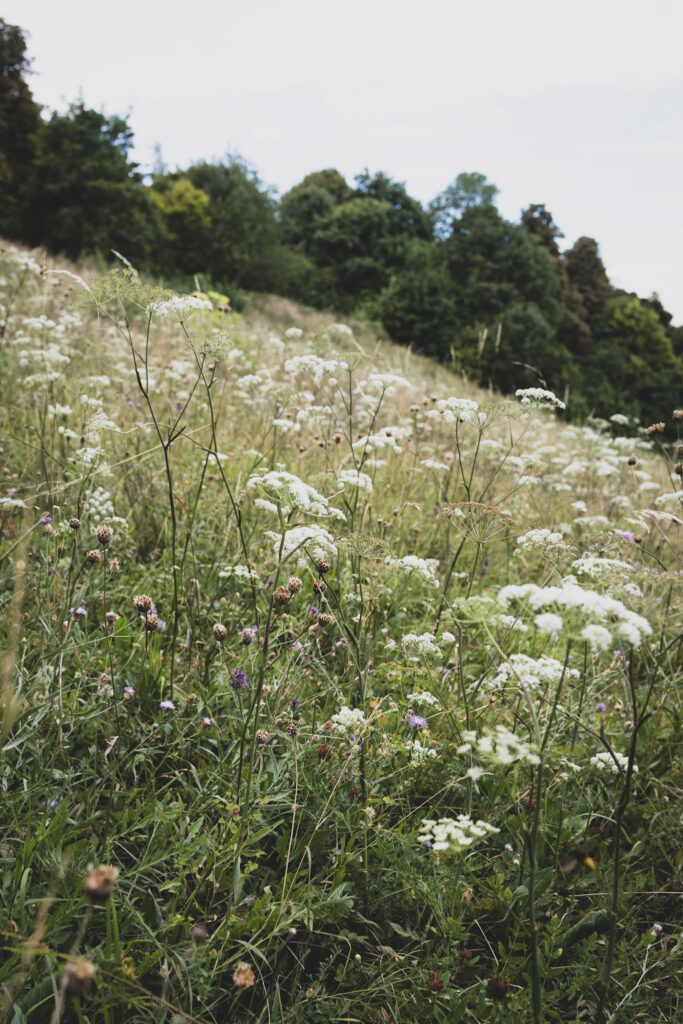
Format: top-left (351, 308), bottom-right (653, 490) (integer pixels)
top-left (587, 296), bottom-right (683, 420)
top-left (150, 176), bottom-right (211, 275)
top-left (377, 240), bottom-right (458, 357)
top-left (521, 203), bottom-right (564, 256)
top-left (185, 158), bottom-right (283, 291)
top-left (22, 101), bottom-right (160, 262)
top-left (0, 18), bottom-right (42, 236)
top-left (429, 172), bottom-right (499, 239)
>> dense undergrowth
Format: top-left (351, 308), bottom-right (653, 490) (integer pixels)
top-left (0, 245), bottom-right (681, 1022)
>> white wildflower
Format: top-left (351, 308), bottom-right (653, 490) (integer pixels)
top-left (417, 815), bottom-right (499, 854)
top-left (515, 387), bottom-right (566, 410)
top-left (590, 751), bottom-right (637, 775)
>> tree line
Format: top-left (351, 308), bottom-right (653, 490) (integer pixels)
top-left (2, 17), bottom-right (682, 424)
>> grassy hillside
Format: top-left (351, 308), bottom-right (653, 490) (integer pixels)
top-left (1, 244), bottom-right (681, 1023)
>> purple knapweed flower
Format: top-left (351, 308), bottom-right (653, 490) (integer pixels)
top-left (123, 686), bottom-right (135, 697)
top-left (620, 530), bottom-right (635, 541)
top-left (408, 714), bottom-right (428, 730)
top-left (289, 697), bottom-right (301, 711)
top-left (232, 669), bottom-right (248, 689)
top-left (241, 627), bottom-right (257, 646)
top-left (596, 702), bottom-right (607, 713)
top-left (69, 605), bottom-right (87, 617)
top-left (41, 515), bottom-right (53, 525)
top-left (291, 640), bottom-right (303, 651)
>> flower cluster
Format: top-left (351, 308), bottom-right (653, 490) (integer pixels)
top-left (417, 815), bottom-right (499, 853)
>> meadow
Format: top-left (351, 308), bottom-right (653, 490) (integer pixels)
top-left (0, 244), bottom-right (681, 1023)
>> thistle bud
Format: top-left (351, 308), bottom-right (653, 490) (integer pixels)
top-left (287, 576), bottom-right (303, 593)
top-left (96, 524), bottom-right (113, 546)
top-left (273, 586), bottom-right (292, 606)
top-left (316, 559), bottom-right (332, 575)
top-left (213, 623), bottom-right (228, 644)
top-left (133, 594), bottom-right (153, 613)
top-left (627, 455), bottom-right (636, 466)
top-left (86, 549), bottom-right (102, 565)
top-left (69, 517), bottom-right (81, 530)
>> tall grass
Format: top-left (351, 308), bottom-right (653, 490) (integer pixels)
top-left (0, 245), bottom-right (681, 1023)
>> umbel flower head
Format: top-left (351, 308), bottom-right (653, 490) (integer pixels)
top-left (418, 815), bottom-right (500, 855)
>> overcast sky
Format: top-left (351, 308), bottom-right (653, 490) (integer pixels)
top-left (7, 0), bottom-right (683, 321)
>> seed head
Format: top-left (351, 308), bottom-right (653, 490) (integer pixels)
top-left (627, 455), bottom-right (637, 466)
top-left (313, 579), bottom-right (327, 594)
top-left (64, 959), bottom-right (97, 994)
top-left (104, 611), bottom-right (119, 629)
top-left (316, 743), bottom-right (333, 760)
top-left (486, 976), bottom-right (509, 1000)
top-left (83, 864), bottom-right (119, 901)
top-left (427, 971), bottom-right (444, 992)
top-left (69, 517), bottom-right (81, 530)
top-left (255, 729), bottom-right (269, 745)
top-left (109, 557), bottom-right (120, 572)
top-left (317, 613), bottom-right (332, 627)
top-left (645, 422), bottom-right (665, 436)
top-left (213, 623), bottom-right (228, 644)
top-left (233, 962), bottom-right (256, 988)
top-left (134, 594), bottom-right (153, 613)
top-left (96, 524), bottom-right (113, 546)
top-left (273, 586), bottom-right (292, 606)
top-left (86, 549), bottom-right (102, 565)
top-left (286, 722), bottom-right (299, 736)
top-left (316, 559), bottom-right (332, 575)
top-left (287, 576), bottom-right (303, 593)
top-left (240, 627), bottom-right (256, 645)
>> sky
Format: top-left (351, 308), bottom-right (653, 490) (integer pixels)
top-left (7, 0), bottom-right (683, 322)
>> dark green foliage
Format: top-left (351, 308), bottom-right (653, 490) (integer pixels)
top-left (21, 102), bottom-right (161, 262)
top-left (0, 19), bottom-right (42, 236)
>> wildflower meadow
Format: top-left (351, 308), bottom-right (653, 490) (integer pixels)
top-left (0, 246), bottom-right (681, 1022)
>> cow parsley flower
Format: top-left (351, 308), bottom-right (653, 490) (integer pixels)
top-left (417, 815), bottom-right (499, 854)
top-left (385, 554), bottom-right (440, 587)
top-left (515, 387), bottom-right (566, 410)
top-left (590, 751), bottom-right (637, 775)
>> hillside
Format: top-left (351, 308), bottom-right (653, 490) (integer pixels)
top-left (0, 244), bottom-right (681, 1023)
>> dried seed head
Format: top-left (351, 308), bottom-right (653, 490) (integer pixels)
top-left (316, 559), bottom-right (332, 575)
top-left (104, 611), bottom-right (119, 629)
top-left (317, 613), bottom-right (332, 627)
top-left (233, 962), bottom-right (256, 988)
top-left (673, 409), bottom-right (683, 419)
top-left (675, 462), bottom-right (683, 478)
top-left (255, 729), bottom-right (269, 746)
top-left (240, 627), bottom-right (256, 645)
top-left (144, 613), bottom-right (160, 632)
top-left (333, 433), bottom-right (343, 444)
top-left (108, 557), bottom-right (120, 572)
top-left (312, 579), bottom-right (327, 594)
top-left (96, 524), bottom-right (113, 546)
top-left (627, 455), bottom-right (637, 466)
top-left (190, 923), bottom-right (208, 943)
top-left (83, 864), bottom-right (119, 901)
top-left (286, 722), bottom-right (299, 736)
top-left (486, 976), bottom-right (509, 1000)
top-left (427, 971), bottom-right (444, 992)
top-left (316, 743), bottom-right (333, 760)
top-left (287, 576), bottom-right (303, 593)
top-left (273, 586), bottom-right (292, 606)
top-left (213, 623), bottom-right (228, 643)
top-left (86, 549), bottom-right (102, 565)
top-left (645, 422), bottom-right (665, 436)
top-left (64, 959), bottom-right (97, 994)
top-left (133, 594), bottom-right (153, 613)
top-left (69, 517), bottom-right (81, 530)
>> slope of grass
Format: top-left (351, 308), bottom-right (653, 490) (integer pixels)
top-left (0, 244), bottom-right (681, 1023)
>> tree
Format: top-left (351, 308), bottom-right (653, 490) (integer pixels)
top-left (429, 172), bottom-right (499, 239)
top-left (22, 101), bottom-right (160, 262)
top-left (377, 240), bottom-right (458, 357)
top-left (185, 158), bottom-right (283, 291)
top-left (150, 176), bottom-right (211, 275)
top-left (0, 18), bottom-right (42, 236)
top-left (521, 203), bottom-right (564, 256)
top-left (562, 236), bottom-right (612, 320)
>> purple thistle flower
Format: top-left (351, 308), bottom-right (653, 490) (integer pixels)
top-left (291, 640), bottom-right (303, 651)
top-left (620, 530), bottom-right (635, 541)
top-left (232, 669), bottom-right (248, 689)
top-left (155, 618), bottom-right (166, 633)
top-left (41, 515), bottom-right (53, 525)
top-left (596, 702), bottom-right (606, 713)
top-left (69, 605), bottom-right (87, 617)
top-left (289, 697), bottom-right (301, 711)
top-left (408, 714), bottom-right (428, 729)
top-left (309, 606), bottom-right (319, 617)
top-left (123, 686), bottom-right (135, 697)
top-left (159, 699), bottom-right (176, 710)
top-left (652, 922), bottom-right (663, 937)
top-left (241, 627), bottom-right (257, 646)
